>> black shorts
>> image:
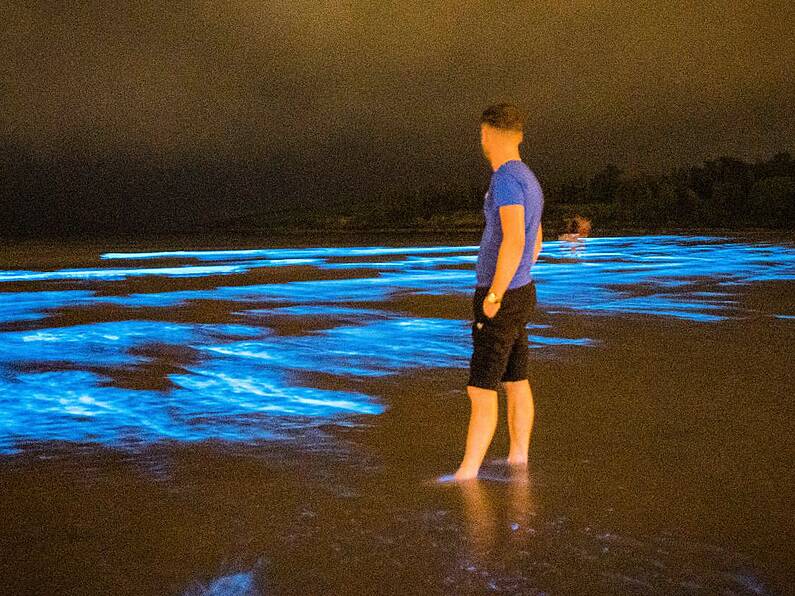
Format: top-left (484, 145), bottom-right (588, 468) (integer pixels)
top-left (467, 280), bottom-right (537, 391)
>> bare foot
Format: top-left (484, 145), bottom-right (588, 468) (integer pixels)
top-left (433, 468), bottom-right (480, 484)
top-left (453, 466), bottom-right (479, 481)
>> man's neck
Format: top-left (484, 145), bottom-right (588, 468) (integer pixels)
top-left (489, 149), bottom-right (522, 172)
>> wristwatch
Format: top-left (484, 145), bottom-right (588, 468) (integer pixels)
top-left (485, 290), bottom-right (501, 304)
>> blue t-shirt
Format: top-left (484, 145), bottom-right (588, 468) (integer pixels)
top-left (475, 159), bottom-right (544, 290)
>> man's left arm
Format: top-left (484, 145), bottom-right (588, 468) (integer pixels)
top-left (488, 204), bottom-right (526, 299)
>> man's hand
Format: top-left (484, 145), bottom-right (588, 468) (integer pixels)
top-left (482, 297), bottom-right (501, 319)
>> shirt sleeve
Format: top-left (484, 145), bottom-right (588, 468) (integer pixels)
top-left (491, 170), bottom-right (525, 207)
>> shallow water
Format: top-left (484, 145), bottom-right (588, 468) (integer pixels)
top-left (0, 233), bottom-right (793, 594)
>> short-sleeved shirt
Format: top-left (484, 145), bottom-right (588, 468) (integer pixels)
top-left (475, 159), bottom-right (544, 290)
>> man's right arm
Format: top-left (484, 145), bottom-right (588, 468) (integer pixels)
top-left (532, 223), bottom-right (543, 264)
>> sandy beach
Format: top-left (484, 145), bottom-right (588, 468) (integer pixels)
top-left (0, 233), bottom-right (792, 594)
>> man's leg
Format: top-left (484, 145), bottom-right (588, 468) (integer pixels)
top-left (456, 285), bottom-right (516, 482)
top-left (502, 378), bottom-right (534, 465)
top-left (500, 283), bottom-right (536, 465)
top-left (454, 385), bottom-right (499, 481)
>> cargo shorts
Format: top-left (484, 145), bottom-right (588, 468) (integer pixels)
top-left (467, 280), bottom-right (537, 391)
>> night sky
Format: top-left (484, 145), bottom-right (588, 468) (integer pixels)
top-left (2, 1), bottom-right (793, 198)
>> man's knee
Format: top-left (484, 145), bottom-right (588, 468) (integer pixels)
top-left (466, 384), bottom-right (498, 400)
top-left (501, 378), bottom-right (530, 392)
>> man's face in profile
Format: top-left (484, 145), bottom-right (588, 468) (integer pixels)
top-left (480, 124), bottom-right (490, 161)
top-left (480, 123), bottom-right (523, 163)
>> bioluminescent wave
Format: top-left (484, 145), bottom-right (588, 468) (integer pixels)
top-left (200, 318), bottom-right (579, 378)
top-left (0, 314), bottom-right (585, 454)
top-left (0, 367), bottom-right (382, 455)
top-left (0, 290), bottom-right (96, 324)
top-left (4, 235), bottom-right (794, 319)
top-left (0, 320), bottom-right (386, 455)
top-left (99, 245), bottom-right (479, 261)
top-left (0, 235), bottom-right (793, 454)
top-left (0, 259), bottom-right (326, 283)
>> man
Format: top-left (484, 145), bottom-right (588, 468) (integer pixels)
top-left (453, 102), bottom-right (544, 482)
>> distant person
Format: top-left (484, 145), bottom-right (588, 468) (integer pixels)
top-left (558, 215), bottom-right (591, 255)
top-left (445, 102), bottom-right (544, 482)
top-left (558, 214), bottom-right (591, 242)
top-left (575, 215), bottom-right (592, 237)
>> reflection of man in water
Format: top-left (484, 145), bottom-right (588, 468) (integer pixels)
top-left (459, 462), bottom-right (536, 561)
top-left (451, 103), bottom-right (544, 482)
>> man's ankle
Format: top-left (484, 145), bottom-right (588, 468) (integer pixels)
top-left (457, 459), bottom-right (481, 473)
top-left (507, 451), bottom-right (528, 464)
top-left (454, 465), bottom-right (480, 480)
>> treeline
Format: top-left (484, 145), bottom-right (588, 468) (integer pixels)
top-left (324, 152), bottom-right (795, 234)
top-left (1, 141), bottom-right (793, 240)
top-left (546, 152), bottom-right (795, 232)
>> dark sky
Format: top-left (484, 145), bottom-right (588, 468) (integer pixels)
top-left (2, 1), bottom-right (793, 194)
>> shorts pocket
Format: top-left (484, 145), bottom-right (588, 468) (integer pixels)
top-left (474, 290), bottom-right (512, 328)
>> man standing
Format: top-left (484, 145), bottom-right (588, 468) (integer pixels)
top-left (453, 103), bottom-right (544, 482)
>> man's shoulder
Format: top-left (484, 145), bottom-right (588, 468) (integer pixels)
top-left (495, 161), bottom-right (538, 184)
top-left (494, 161), bottom-right (542, 198)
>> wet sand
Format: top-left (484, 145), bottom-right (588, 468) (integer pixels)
top-left (0, 236), bottom-right (793, 594)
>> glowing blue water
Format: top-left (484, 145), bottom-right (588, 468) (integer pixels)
top-left (0, 235), bottom-right (793, 454)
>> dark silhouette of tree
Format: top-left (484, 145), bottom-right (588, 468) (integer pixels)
top-left (589, 163), bottom-right (623, 204)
